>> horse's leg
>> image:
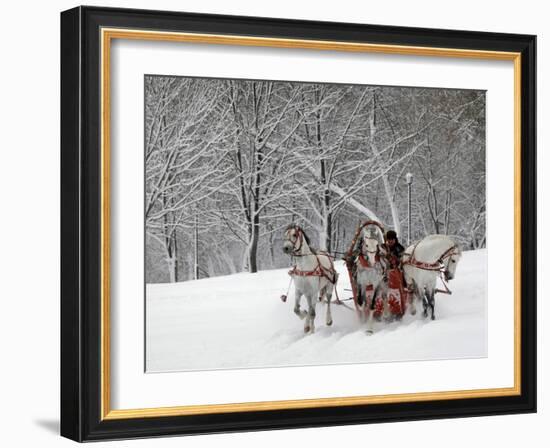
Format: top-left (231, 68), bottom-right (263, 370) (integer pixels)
top-left (368, 283), bottom-right (379, 316)
top-left (364, 292), bottom-right (370, 323)
top-left (363, 285), bottom-right (372, 322)
top-left (325, 284), bottom-right (333, 326)
top-left (371, 282), bottom-right (388, 330)
top-left (356, 283), bottom-right (366, 322)
top-left (304, 294), bottom-right (316, 333)
top-left (408, 282), bottom-right (417, 316)
top-left (422, 287), bottom-right (429, 318)
top-left (382, 288), bottom-right (393, 322)
top-left (427, 287), bottom-right (436, 320)
top-left (403, 271), bottom-right (416, 316)
top-left (294, 287), bottom-right (307, 320)
top-left (365, 293), bottom-right (375, 335)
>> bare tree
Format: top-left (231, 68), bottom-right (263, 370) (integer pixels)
top-left (144, 77), bottom-right (486, 283)
top-left (145, 77), bottom-right (233, 281)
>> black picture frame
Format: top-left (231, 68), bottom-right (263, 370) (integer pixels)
top-left (61, 5), bottom-right (536, 442)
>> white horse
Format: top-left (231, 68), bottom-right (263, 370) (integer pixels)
top-left (402, 234), bottom-right (462, 320)
top-left (283, 225), bottom-right (338, 334)
top-left (355, 226), bottom-right (386, 333)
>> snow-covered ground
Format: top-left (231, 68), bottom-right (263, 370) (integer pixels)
top-left (146, 249), bottom-right (487, 372)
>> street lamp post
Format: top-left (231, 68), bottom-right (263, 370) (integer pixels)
top-left (406, 172), bottom-right (413, 246)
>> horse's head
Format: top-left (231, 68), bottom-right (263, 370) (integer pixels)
top-left (361, 227), bottom-right (380, 256)
top-left (443, 245), bottom-right (462, 281)
top-left (283, 224), bottom-right (305, 255)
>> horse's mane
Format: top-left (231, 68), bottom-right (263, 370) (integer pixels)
top-left (285, 224), bottom-right (317, 254)
top-left (409, 234), bottom-right (462, 262)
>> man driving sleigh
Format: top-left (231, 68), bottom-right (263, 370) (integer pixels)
top-left (380, 230), bottom-right (405, 269)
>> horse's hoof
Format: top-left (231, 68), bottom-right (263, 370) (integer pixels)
top-left (304, 325), bottom-right (310, 333)
top-left (326, 319), bottom-right (333, 326)
top-left (423, 311), bottom-right (428, 318)
top-left (366, 329), bottom-right (374, 336)
top-left (410, 309), bottom-right (417, 316)
top-left (395, 314), bottom-right (403, 321)
top-left (431, 315), bottom-right (436, 321)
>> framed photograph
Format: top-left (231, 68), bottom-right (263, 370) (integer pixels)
top-left (60, 6), bottom-right (536, 442)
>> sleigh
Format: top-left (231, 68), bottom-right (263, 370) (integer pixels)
top-left (344, 221), bottom-right (406, 319)
top-left (386, 268), bottom-right (407, 317)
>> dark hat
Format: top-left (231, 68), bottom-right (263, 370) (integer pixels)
top-left (385, 230), bottom-right (397, 240)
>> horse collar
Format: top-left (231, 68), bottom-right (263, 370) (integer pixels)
top-left (358, 252), bottom-right (379, 268)
top-left (405, 242), bottom-right (458, 271)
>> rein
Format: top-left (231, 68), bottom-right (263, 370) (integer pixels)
top-left (435, 274), bottom-right (453, 295)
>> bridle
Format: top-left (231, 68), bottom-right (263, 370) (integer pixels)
top-left (356, 236), bottom-right (381, 269)
top-left (440, 246), bottom-right (460, 280)
top-left (285, 226), bottom-right (339, 288)
top-left (362, 236), bottom-right (380, 255)
top-left (285, 226), bottom-right (304, 256)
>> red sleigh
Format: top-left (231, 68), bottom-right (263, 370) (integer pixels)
top-left (386, 268), bottom-right (407, 317)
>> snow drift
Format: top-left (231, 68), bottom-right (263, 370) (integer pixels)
top-left (146, 249), bottom-right (487, 372)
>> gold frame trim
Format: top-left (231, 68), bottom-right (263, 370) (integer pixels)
top-left (100, 28), bottom-right (522, 421)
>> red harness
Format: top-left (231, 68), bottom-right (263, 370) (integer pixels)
top-left (403, 244), bottom-right (458, 271)
top-left (357, 252), bottom-right (380, 268)
top-left (289, 252), bottom-right (338, 284)
top-left (286, 227), bottom-right (338, 284)
top-left (402, 243), bottom-right (459, 295)
top-left (289, 265), bottom-right (324, 278)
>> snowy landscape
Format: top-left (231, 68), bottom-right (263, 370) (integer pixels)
top-left (144, 75), bottom-right (487, 372)
top-left (146, 248), bottom-right (486, 372)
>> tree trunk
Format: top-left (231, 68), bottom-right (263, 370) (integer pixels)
top-left (369, 93), bottom-right (401, 236)
top-left (162, 191), bottom-right (178, 283)
top-left (316, 88), bottom-right (332, 252)
top-left (247, 213), bottom-right (260, 273)
top-left (167, 254), bottom-right (177, 283)
top-left (166, 234), bottom-right (178, 283)
top-left (194, 215), bottom-right (199, 280)
top-left (427, 185), bottom-right (440, 234)
top-left (444, 190), bottom-right (452, 234)
top-left (268, 224), bottom-right (275, 266)
top-left (319, 209), bottom-right (332, 252)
